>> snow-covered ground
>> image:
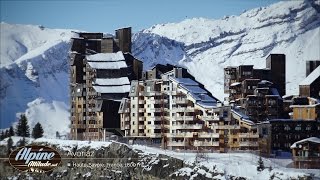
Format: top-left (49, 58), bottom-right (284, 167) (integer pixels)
top-left (1, 0), bottom-right (320, 138)
top-left (132, 144), bottom-right (320, 180)
top-left (1, 137), bottom-right (318, 179)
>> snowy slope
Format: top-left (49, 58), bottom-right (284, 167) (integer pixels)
top-left (0, 23), bottom-right (75, 132)
top-left (133, 0), bottom-right (320, 100)
top-left (0, 137), bottom-right (319, 179)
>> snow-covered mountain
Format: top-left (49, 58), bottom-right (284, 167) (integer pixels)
top-left (133, 0), bottom-right (320, 100)
top-left (0, 23), bottom-right (74, 135)
top-left (1, 0), bottom-right (320, 136)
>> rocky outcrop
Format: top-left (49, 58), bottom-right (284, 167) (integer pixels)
top-left (0, 142), bottom-right (222, 180)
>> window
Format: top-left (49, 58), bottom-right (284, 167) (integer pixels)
top-left (132, 121), bottom-right (135, 125)
top-left (132, 105), bottom-right (135, 108)
top-left (284, 125), bottom-right (290, 131)
top-left (148, 121), bottom-right (151, 124)
top-left (148, 113), bottom-right (151, 116)
top-left (295, 124), bottom-right (301, 131)
top-left (306, 125), bottom-right (311, 131)
top-left (132, 113), bottom-right (135, 117)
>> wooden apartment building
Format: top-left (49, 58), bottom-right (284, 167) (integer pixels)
top-left (70, 28), bottom-right (143, 141)
top-left (119, 66), bottom-right (259, 152)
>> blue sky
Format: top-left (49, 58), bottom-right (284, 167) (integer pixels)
top-left (1, 0), bottom-right (279, 33)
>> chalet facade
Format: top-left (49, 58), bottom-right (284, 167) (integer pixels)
top-left (119, 66), bottom-right (259, 152)
top-left (257, 119), bottom-right (320, 156)
top-left (290, 97), bottom-right (320, 120)
top-left (291, 137), bottom-right (320, 169)
top-left (70, 28), bottom-right (143, 141)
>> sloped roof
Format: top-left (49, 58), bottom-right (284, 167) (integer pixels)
top-left (87, 61), bottom-right (127, 69)
top-left (169, 77), bottom-right (218, 108)
top-left (300, 66), bottom-right (320, 85)
top-left (93, 85), bottom-right (130, 94)
top-left (291, 137), bottom-right (320, 149)
top-left (86, 51), bottom-right (124, 62)
top-left (93, 77), bottom-right (129, 86)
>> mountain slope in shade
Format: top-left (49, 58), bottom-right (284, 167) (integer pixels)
top-left (133, 0), bottom-right (320, 100)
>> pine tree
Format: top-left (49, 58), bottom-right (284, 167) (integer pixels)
top-left (257, 156), bottom-right (265, 171)
top-left (0, 131), bottom-right (4, 140)
top-left (32, 122), bottom-right (44, 139)
top-left (4, 130), bottom-right (9, 138)
top-left (17, 137), bottom-right (26, 147)
top-left (9, 126), bottom-right (14, 136)
top-left (16, 114), bottom-right (30, 137)
top-left (7, 137), bottom-right (13, 155)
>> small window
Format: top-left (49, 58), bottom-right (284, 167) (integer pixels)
top-left (132, 113), bottom-right (135, 117)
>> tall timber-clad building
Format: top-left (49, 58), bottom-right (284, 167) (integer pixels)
top-left (119, 67), bottom-right (259, 152)
top-left (70, 28), bottom-right (142, 141)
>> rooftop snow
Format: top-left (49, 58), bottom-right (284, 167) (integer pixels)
top-left (230, 82), bottom-right (241, 86)
top-left (291, 137), bottom-right (320, 148)
top-left (231, 109), bottom-right (251, 121)
top-left (93, 77), bottom-right (129, 86)
top-left (93, 85), bottom-right (130, 93)
top-left (299, 66), bottom-right (320, 85)
top-left (170, 77), bottom-right (199, 86)
top-left (86, 51), bottom-right (125, 62)
top-left (182, 85), bottom-right (207, 94)
top-left (87, 61), bottom-right (127, 69)
top-left (169, 77), bottom-right (218, 108)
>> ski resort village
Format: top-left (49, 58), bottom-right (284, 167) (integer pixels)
top-left (1, 0), bottom-right (320, 179)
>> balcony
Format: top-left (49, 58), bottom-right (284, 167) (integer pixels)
top-left (167, 141), bottom-right (187, 146)
top-left (172, 124), bottom-right (203, 129)
top-left (123, 117), bottom-right (130, 122)
top-left (218, 125), bottom-right (240, 129)
top-left (71, 124), bottom-right (86, 129)
top-left (138, 108), bottom-right (145, 113)
top-left (175, 116), bottom-right (194, 121)
top-left (138, 116), bottom-right (145, 121)
top-left (84, 132), bottom-right (100, 137)
top-left (167, 132), bottom-right (194, 138)
top-left (149, 133), bottom-right (162, 138)
top-left (149, 116), bottom-right (162, 121)
top-left (239, 133), bottom-right (259, 138)
top-left (173, 107), bottom-right (194, 112)
top-left (138, 125), bottom-right (145, 129)
top-left (200, 115), bottom-right (220, 121)
top-left (173, 99), bottom-right (188, 104)
top-left (149, 124), bottom-right (162, 129)
top-left (87, 124), bottom-right (102, 129)
top-left (193, 141), bottom-right (219, 147)
top-left (239, 141), bottom-right (259, 147)
top-left (198, 132), bottom-right (219, 138)
top-left (138, 100), bottom-right (145, 104)
top-left (125, 125), bottom-right (130, 130)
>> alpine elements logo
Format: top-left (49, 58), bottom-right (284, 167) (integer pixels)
top-left (9, 145), bottom-right (61, 173)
